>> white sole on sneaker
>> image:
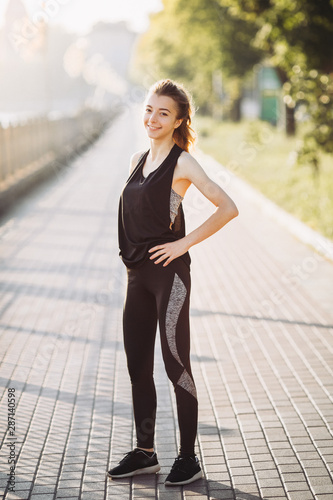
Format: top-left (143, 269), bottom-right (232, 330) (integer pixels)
top-left (165, 469), bottom-right (203, 486)
top-left (107, 463), bottom-right (161, 479)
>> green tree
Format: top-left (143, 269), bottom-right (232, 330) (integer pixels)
top-left (133, 0), bottom-right (263, 118)
top-left (176, 0), bottom-right (264, 120)
top-left (131, 0), bottom-right (218, 113)
top-left (218, 0), bottom-right (333, 167)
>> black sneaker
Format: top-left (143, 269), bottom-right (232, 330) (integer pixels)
top-left (107, 448), bottom-right (160, 478)
top-left (165, 455), bottom-right (202, 486)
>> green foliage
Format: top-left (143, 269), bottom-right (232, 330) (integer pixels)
top-left (219, 0), bottom-right (333, 72)
top-left (283, 68), bottom-right (333, 173)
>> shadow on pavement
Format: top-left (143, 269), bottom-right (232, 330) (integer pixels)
top-left (190, 307), bottom-right (332, 329)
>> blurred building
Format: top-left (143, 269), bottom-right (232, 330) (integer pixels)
top-left (0, 1), bottom-right (137, 123)
top-left (241, 64), bottom-right (283, 126)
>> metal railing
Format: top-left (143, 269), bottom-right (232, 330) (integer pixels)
top-left (0, 107), bottom-right (113, 199)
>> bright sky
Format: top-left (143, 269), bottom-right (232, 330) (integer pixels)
top-left (0, 0), bottom-right (163, 33)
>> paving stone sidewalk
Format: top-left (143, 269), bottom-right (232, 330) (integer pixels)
top-left (0, 109), bottom-right (333, 500)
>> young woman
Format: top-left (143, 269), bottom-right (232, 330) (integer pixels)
top-left (108, 79), bottom-right (238, 486)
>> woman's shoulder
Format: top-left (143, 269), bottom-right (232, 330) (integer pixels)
top-left (177, 149), bottom-right (203, 176)
top-left (129, 149), bottom-right (148, 174)
top-left (178, 149), bottom-right (194, 163)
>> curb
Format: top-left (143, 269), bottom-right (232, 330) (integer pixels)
top-left (196, 149), bottom-right (333, 264)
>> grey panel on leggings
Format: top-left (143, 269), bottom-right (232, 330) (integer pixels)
top-left (165, 273), bottom-right (197, 399)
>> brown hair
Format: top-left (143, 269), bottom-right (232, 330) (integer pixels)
top-left (148, 79), bottom-right (196, 152)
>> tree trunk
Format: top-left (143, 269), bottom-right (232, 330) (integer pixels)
top-left (275, 68), bottom-right (296, 136)
top-left (230, 96), bottom-right (242, 122)
top-left (285, 104), bottom-right (296, 136)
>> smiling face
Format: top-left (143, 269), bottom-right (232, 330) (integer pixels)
top-left (143, 93), bottom-right (183, 142)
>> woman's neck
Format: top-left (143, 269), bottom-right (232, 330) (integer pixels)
top-left (149, 139), bottom-right (175, 163)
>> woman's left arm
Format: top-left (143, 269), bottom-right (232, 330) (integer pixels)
top-left (149, 153), bottom-right (239, 266)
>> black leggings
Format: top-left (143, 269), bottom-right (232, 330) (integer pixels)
top-left (123, 257), bottom-right (198, 456)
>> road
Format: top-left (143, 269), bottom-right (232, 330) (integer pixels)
top-left (0, 108), bottom-right (333, 499)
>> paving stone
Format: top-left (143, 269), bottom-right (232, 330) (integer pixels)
top-left (5, 492), bottom-right (31, 500)
top-left (30, 496), bottom-right (55, 500)
top-left (256, 469), bottom-right (280, 479)
top-left (234, 494), bottom-right (261, 500)
top-left (259, 487), bottom-right (287, 498)
top-left (281, 472), bottom-right (308, 483)
top-left (287, 492), bottom-right (314, 500)
top-left (312, 484), bottom-right (333, 495)
top-left (31, 485), bottom-right (56, 494)
top-left (306, 467), bottom-right (331, 477)
top-left (158, 492), bottom-right (182, 500)
top-left (253, 461), bottom-right (277, 470)
top-left (309, 475), bottom-right (333, 486)
top-left (183, 496), bottom-right (208, 500)
top-left (230, 467), bottom-right (253, 477)
top-left (55, 488), bottom-right (81, 497)
top-left (208, 490), bottom-right (233, 500)
top-left (285, 481), bottom-right (313, 492)
top-left (81, 492), bottom-right (105, 500)
top-left (57, 479), bottom-right (81, 489)
top-left (258, 477), bottom-right (283, 488)
top-left (250, 454), bottom-right (273, 463)
top-left (82, 481), bottom-right (106, 492)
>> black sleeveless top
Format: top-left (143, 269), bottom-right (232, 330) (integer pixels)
top-left (118, 143), bottom-right (191, 269)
